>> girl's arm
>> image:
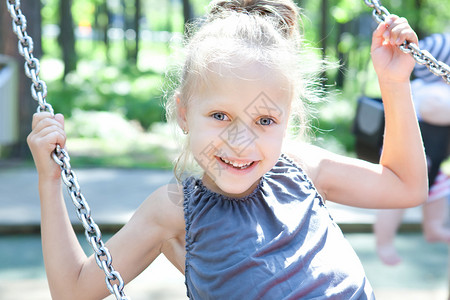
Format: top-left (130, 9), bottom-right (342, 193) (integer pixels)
top-left (27, 113), bottom-right (185, 299)
top-left (292, 15), bottom-right (428, 209)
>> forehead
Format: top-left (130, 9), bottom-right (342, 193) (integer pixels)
top-left (195, 60), bottom-right (293, 108)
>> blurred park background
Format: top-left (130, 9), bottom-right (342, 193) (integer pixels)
top-left (1, 0), bottom-right (449, 167)
top-left (0, 1), bottom-right (450, 299)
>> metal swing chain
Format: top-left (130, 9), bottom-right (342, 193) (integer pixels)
top-left (363, 0), bottom-right (450, 85)
top-left (5, 1), bottom-right (129, 299)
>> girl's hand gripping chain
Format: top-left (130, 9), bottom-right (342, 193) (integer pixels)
top-left (371, 15), bottom-right (418, 83)
top-left (27, 112), bottom-right (66, 182)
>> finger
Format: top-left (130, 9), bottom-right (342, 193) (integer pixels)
top-left (372, 15), bottom-right (398, 48)
top-left (54, 113), bottom-right (65, 129)
top-left (387, 23), bottom-right (409, 45)
top-left (29, 124), bottom-right (66, 151)
top-left (34, 114), bottom-right (64, 131)
top-left (391, 26), bottom-right (418, 46)
top-left (31, 112), bottom-right (54, 130)
top-left (31, 118), bottom-right (66, 147)
top-left (381, 15), bottom-right (399, 39)
top-left (41, 127), bottom-right (67, 150)
top-left (385, 17), bottom-right (418, 46)
top-left (30, 122), bottom-right (66, 142)
top-left (384, 14), bottom-right (399, 26)
top-left (386, 17), bottom-right (407, 40)
top-left (372, 22), bottom-right (386, 44)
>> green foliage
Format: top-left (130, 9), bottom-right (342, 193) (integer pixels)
top-left (41, 0), bottom-right (59, 25)
top-left (143, 0), bottom-right (184, 32)
top-left (44, 57), bottom-right (166, 129)
top-left (379, 0), bottom-right (450, 36)
top-left (71, 0), bottom-right (97, 26)
top-left (39, 0), bottom-right (450, 166)
top-left (331, 0), bottom-right (365, 24)
top-left (310, 96), bottom-right (357, 155)
top-left (64, 110), bottom-right (177, 169)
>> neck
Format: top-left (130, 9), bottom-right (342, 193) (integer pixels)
top-left (201, 173), bottom-right (261, 199)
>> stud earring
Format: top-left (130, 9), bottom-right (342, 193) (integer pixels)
top-left (183, 129), bottom-right (189, 135)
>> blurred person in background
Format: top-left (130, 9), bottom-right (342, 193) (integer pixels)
top-left (374, 33), bottom-right (450, 266)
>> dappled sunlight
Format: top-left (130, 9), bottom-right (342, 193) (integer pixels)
top-left (137, 50), bottom-right (170, 73)
top-left (112, 80), bottom-right (132, 95)
top-left (39, 58), bottom-right (64, 81)
top-left (319, 96), bottom-right (355, 121)
top-left (65, 110), bottom-right (178, 168)
top-left (132, 75), bottom-right (163, 97)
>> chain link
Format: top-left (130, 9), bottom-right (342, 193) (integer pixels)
top-left (363, 0), bottom-right (450, 84)
top-left (5, 1), bottom-right (129, 299)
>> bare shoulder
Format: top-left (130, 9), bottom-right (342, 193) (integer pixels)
top-left (137, 182), bottom-right (186, 234)
top-left (284, 141), bottom-right (333, 183)
top-left (97, 182), bottom-right (187, 285)
top-left (283, 140), bottom-right (360, 200)
top-left (122, 182), bottom-right (185, 248)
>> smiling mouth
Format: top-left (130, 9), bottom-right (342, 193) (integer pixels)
top-left (219, 157), bottom-right (255, 170)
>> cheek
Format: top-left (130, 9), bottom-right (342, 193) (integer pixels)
top-left (266, 134), bottom-right (285, 155)
top-left (188, 125), bottom-right (222, 157)
top-left (255, 126), bottom-right (286, 156)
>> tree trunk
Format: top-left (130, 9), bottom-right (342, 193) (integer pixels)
top-left (166, 0), bottom-right (173, 33)
top-left (320, 0), bottom-right (328, 84)
top-left (335, 22), bottom-right (346, 88)
top-left (182, 0), bottom-right (194, 29)
top-left (166, 0), bottom-right (174, 52)
top-left (133, 0), bottom-right (141, 64)
top-left (0, 0), bottom-right (42, 158)
top-left (320, 0), bottom-right (328, 60)
top-left (122, 0), bottom-right (137, 64)
top-left (414, 0), bottom-right (424, 38)
top-left (94, 0), bottom-right (110, 62)
top-left (59, 0), bottom-right (77, 80)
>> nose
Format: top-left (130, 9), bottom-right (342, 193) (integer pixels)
top-left (219, 117), bottom-right (258, 156)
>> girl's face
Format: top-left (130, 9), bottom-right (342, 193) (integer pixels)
top-left (179, 62), bottom-right (292, 198)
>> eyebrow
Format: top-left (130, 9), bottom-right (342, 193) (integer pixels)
top-left (244, 97), bottom-right (284, 119)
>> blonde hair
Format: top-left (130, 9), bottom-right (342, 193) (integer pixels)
top-left (165, 0), bottom-right (326, 181)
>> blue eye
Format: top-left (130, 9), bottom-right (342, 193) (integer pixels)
top-left (257, 117), bottom-right (275, 126)
top-left (212, 112), bottom-right (229, 121)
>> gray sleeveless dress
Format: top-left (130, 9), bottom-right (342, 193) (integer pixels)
top-left (183, 154), bottom-right (375, 299)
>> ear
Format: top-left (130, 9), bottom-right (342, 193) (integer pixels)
top-left (175, 94), bottom-right (188, 133)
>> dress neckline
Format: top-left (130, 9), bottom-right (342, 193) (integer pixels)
top-left (193, 175), bottom-right (266, 202)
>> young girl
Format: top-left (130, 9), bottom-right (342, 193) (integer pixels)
top-left (27, 0), bottom-right (427, 299)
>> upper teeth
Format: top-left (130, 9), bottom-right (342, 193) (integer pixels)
top-left (222, 158), bottom-right (252, 168)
